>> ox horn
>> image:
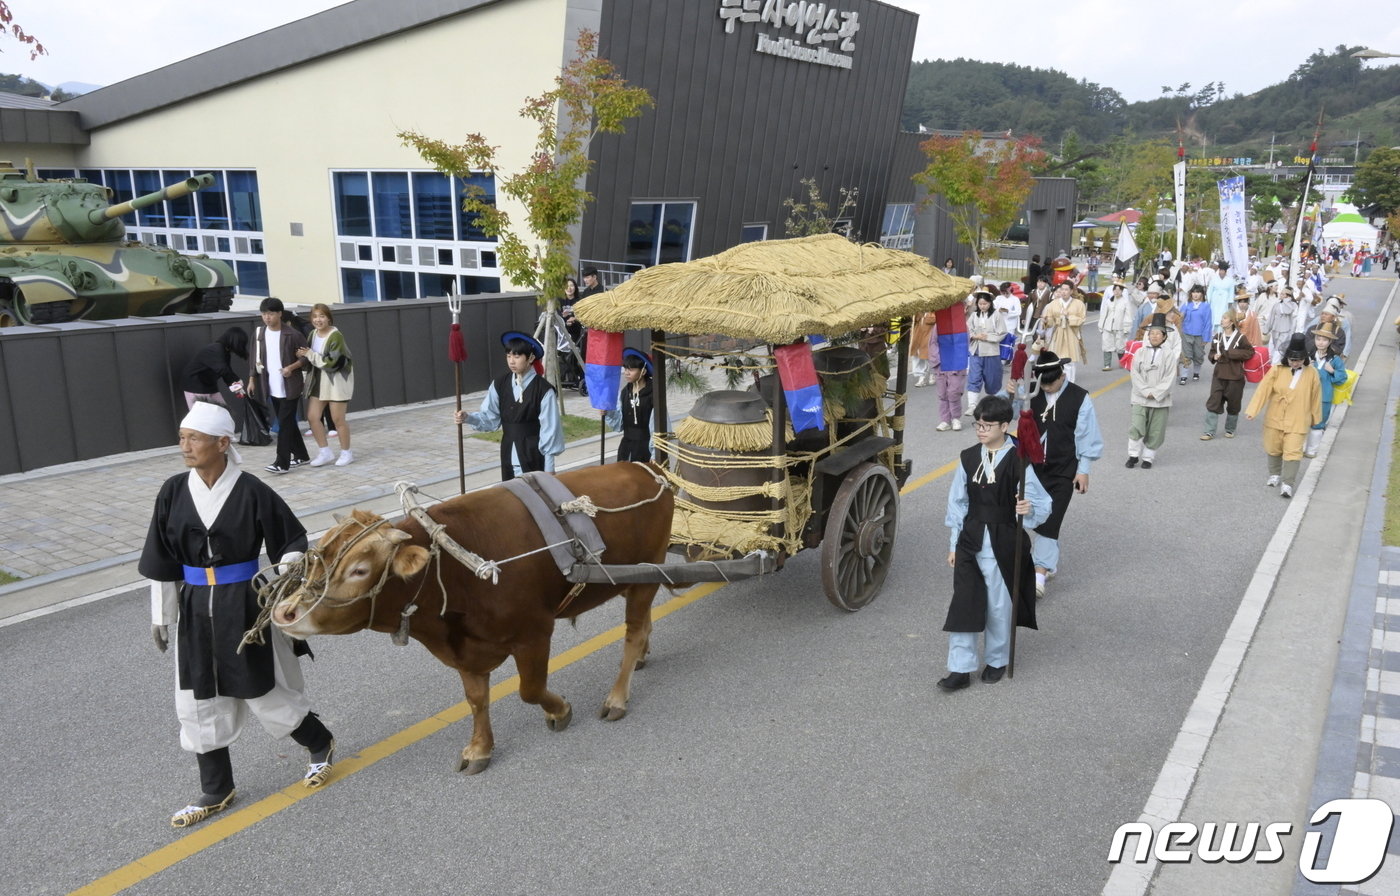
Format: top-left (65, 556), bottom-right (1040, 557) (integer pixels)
top-left (332, 512), bottom-right (345, 524)
top-left (386, 529), bottom-right (413, 544)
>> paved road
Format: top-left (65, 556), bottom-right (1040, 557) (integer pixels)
top-left (1, 275), bottom-right (1395, 895)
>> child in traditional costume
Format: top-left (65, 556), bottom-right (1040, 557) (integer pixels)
top-left (938, 395), bottom-right (1051, 692)
top-left (1304, 320), bottom-right (1347, 459)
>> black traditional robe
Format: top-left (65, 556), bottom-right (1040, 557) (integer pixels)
top-left (494, 373), bottom-right (554, 481)
top-left (140, 471), bottom-right (307, 700)
top-left (944, 445), bottom-right (1038, 633)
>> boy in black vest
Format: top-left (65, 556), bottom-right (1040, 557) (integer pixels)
top-left (455, 332), bottom-right (565, 480)
top-left (1027, 351), bottom-right (1103, 599)
top-left (939, 395), bottom-right (1052, 692)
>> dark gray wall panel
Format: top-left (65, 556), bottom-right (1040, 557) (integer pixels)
top-left (0, 294), bottom-right (539, 474)
top-left (585, 0), bottom-right (917, 262)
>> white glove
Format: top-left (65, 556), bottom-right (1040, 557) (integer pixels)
top-left (153, 624), bottom-right (169, 653)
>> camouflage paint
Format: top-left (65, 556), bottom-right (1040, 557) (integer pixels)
top-left (0, 167), bottom-right (237, 326)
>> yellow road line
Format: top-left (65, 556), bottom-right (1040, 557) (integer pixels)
top-left (75, 374), bottom-right (1133, 895)
top-left (69, 581), bottom-right (726, 896)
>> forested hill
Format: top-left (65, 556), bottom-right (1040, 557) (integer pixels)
top-left (903, 46), bottom-right (1400, 156)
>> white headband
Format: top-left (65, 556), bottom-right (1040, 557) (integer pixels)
top-left (179, 402), bottom-right (242, 464)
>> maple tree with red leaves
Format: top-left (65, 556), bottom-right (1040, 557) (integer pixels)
top-left (0, 2), bottom-right (44, 60)
top-left (913, 131), bottom-right (1045, 271)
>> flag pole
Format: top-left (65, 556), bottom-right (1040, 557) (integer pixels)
top-left (447, 294), bottom-right (467, 495)
top-left (1008, 378), bottom-right (1044, 680)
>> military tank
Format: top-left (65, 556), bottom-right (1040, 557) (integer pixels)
top-left (0, 165), bottom-right (238, 327)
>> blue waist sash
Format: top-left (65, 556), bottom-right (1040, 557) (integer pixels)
top-left (182, 559), bottom-right (260, 587)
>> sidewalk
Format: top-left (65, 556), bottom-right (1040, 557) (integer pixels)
top-left (0, 381), bottom-right (706, 621)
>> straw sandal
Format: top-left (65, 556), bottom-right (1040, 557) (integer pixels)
top-left (170, 789), bottom-right (236, 828)
top-left (304, 739), bottom-right (336, 788)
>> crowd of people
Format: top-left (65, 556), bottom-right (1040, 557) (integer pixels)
top-left (920, 245), bottom-right (1374, 690)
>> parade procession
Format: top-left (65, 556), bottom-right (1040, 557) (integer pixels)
top-left (2, 1), bottom-right (1400, 894)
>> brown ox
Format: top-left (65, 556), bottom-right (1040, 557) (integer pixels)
top-left (271, 463), bottom-right (673, 774)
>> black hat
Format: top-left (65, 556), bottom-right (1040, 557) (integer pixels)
top-left (1032, 350), bottom-right (1068, 377)
top-left (1284, 334), bottom-right (1309, 363)
top-left (1146, 313), bottom-right (1174, 334)
top-left (1216, 260), bottom-right (1230, 270)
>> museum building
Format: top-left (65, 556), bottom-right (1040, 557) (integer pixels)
top-left (0, 0), bottom-right (945, 304)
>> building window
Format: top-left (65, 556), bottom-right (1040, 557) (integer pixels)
top-left (72, 167), bottom-right (266, 297)
top-left (879, 204), bottom-right (915, 250)
top-left (740, 223), bottom-right (768, 243)
top-left (332, 168), bottom-right (501, 303)
top-left (626, 201), bottom-right (696, 268)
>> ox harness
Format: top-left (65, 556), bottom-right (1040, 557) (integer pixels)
top-left (246, 467), bottom-right (670, 649)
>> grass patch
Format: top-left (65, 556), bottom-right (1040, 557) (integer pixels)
top-left (0, 570), bottom-right (20, 586)
top-left (1386, 404), bottom-right (1400, 547)
top-left (469, 413), bottom-right (606, 444)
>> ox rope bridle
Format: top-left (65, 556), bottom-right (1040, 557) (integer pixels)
top-left (240, 470), bottom-right (671, 649)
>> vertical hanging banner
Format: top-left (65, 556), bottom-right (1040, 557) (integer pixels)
top-left (585, 329), bottom-right (624, 411)
top-left (1114, 219), bottom-right (1138, 268)
top-left (774, 341), bottom-right (825, 433)
top-left (1217, 176), bottom-right (1250, 277)
top-left (934, 305), bottom-right (969, 371)
top-left (1173, 161), bottom-right (1187, 261)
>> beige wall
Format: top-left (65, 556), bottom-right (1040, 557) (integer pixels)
top-left (73, 0), bottom-right (566, 303)
top-left (1, 144), bottom-right (77, 168)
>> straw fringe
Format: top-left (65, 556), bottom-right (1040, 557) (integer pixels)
top-left (574, 234), bottom-right (972, 342)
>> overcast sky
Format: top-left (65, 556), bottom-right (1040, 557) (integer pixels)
top-left (11, 0), bottom-right (1400, 103)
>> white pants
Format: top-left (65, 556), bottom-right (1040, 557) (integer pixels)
top-left (175, 629), bottom-right (313, 754)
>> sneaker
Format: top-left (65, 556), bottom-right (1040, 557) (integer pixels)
top-left (335, 450), bottom-right (354, 466)
top-left (1224, 431), bottom-right (1235, 439)
top-left (1303, 451), bottom-right (1317, 459)
top-left (1192, 373), bottom-right (1200, 381)
top-left (1280, 483), bottom-right (1294, 498)
top-left (288, 457), bottom-right (308, 468)
top-left (936, 421), bottom-right (951, 432)
top-left (302, 428), bottom-right (313, 437)
top-left (1200, 433), bottom-right (1213, 441)
top-left (309, 447), bottom-right (335, 467)
top-left (1265, 475), bottom-right (1280, 488)
top-left (265, 463), bottom-right (289, 474)
top-left (951, 419), bottom-right (962, 431)
top-left (327, 430), bottom-right (338, 438)
top-left (1102, 365), bottom-right (1111, 371)
top-left (1179, 376), bottom-right (1188, 385)
top-left (1035, 576), bottom-right (1046, 599)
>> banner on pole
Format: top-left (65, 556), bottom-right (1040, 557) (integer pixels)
top-left (934, 305), bottom-right (969, 371)
top-left (1114, 220), bottom-right (1139, 265)
top-left (774, 341), bottom-right (826, 433)
top-left (1173, 161), bottom-right (1187, 261)
top-left (1217, 176), bottom-right (1250, 277)
top-left (584, 329), bottom-right (624, 411)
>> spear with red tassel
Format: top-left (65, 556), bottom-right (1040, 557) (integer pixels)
top-left (1008, 398), bottom-right (1044, 680)
top-left (447, 294), bottom-right (468, 495)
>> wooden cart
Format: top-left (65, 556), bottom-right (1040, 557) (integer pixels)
top-left (572, 234), bottom-right (971, 611)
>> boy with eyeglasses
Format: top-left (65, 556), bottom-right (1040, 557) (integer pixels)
top-left (939, 395), bottom-right (1051, 692)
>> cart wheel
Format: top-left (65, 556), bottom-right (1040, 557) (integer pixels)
top-left (821, 462), bottom-right (898, 612)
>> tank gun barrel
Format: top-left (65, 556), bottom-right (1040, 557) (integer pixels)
top-left (91, 173), bottom-right (215, 224)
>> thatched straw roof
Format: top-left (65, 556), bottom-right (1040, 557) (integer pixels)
top-left (573, 234), bottom-right (973, 342)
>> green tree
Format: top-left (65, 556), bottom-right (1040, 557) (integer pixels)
top-left (400, 29), bottom-right (651, 394)
top-left (913, 131), bottom-right (1046, 270)
top-left (781, 177), bottom-right (859, 238)
top-left (1346, 146), bottom-right (1400, 215)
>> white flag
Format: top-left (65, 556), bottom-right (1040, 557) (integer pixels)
top-left (1114, 220), bottom-right (1138, 264)
top-left (1173, 161), bottom-right (1187, 260)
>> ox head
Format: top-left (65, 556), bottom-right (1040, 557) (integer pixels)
top-left (272, 509), bottom-right (430, 637)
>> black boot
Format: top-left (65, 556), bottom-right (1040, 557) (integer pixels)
top-left (981, 665), bottom-right (1006, 683)
top-left (937, 672), bottom-right (971, 692)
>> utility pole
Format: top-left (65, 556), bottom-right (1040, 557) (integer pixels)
top-left (1268, 134), bottom-right (1275, 166)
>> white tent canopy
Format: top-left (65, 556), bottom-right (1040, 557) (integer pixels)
top-left (1321, 203), bottom-right (1379, 245)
